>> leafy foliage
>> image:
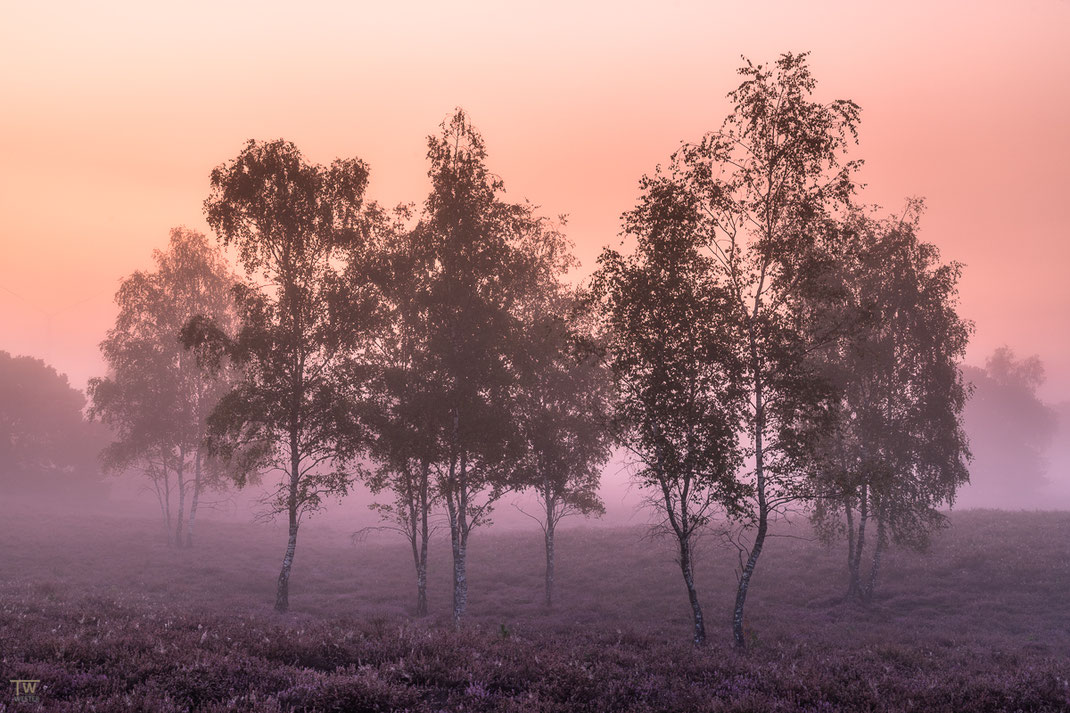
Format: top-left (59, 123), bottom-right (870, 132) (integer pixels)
top-left (810, 206), bottom-right (973, 599)
top-left (671, 52), bottom-right (871, 647)
top-left (89, 228), bottom-right (237, 544)
top-left (187, 139), bottom-right (382, 610)
top-left (592, 176), bottom-right (746, 643)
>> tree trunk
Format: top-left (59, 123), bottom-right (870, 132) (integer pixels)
top-left (849, 485), bottom-right (869, 599)
top-left (446, 416), bottom-right (469, 623)
top-left (276, 468), bottom-right (300, 613)
top-left (415, 558), bottom-right (429, 617)
top-left (845, 498), bottom-right (857, 597)
top-left (163, 467), bottom-right (173, 546)
top-left (733, 355), bottom-right (767, 650)
top-left (864, 510), bottom-right (887, 603)
top-left (174, 448), bottom-right (187, 548)
top-left (276, 504), bottom-right (298, 612)
top-left (186, 448), bottom-right (202, 547)
top-left (407, 459), bottom-right (432, 617)
top-left (451, 534), bottom-right (468, 622)
top-left (679, 534), bottom-right (706, 645)
top-left (733, 503), bottom-right (767, 648)
top-left (153, 469), bottom-right (170, 545)
top-left (544, 520), bottom-right (556, 608)
top-left (417, 459), bottom-right (431, 617)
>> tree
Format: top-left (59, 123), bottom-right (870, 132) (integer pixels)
top-left (592, 176), bottom-right (746, 645)
top-left (361, 205), bottom-right (442, 617)
top-left (0, 352), bottom-right (108, 498)
top-left (809, 206), bottom-right (972, 601)
top-left (960, 347), bottom-right (1057, 507)
top-left (89, 228), bottom-right (236, 545)
top-left (675, 53), bottom-right (860, 647)
top-left (513, 283), bottom-right (612, 609)
top-left (414, 110), bottom-right (551, 622)
top-left (184, 139), bottom-right (380, 612)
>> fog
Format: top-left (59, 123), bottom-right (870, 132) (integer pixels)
top-left (3, 3), bottom-right (1069, 711)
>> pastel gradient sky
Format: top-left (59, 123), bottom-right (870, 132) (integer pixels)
top-left (2, 0), bottom-right (1068, 400)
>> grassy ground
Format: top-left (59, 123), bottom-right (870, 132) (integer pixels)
top-left (1, 505), bottom-right (1068, 711)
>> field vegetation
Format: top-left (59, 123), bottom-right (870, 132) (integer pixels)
top-left (2, 506), bottom-right (1067, 712)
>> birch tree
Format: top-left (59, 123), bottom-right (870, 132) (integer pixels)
top-left (184, 139), bottom-right (381, 612)
top-left (675, 53), bottom-right (860, 647)
top-left (513, 283), bottom-right (612, 609)
top-left (415, 110), bottom-right (549, 622)
top-left (592, 175), bottom-right (746, 645)
top-left (811, 206), bottom-right (972, 601)
top-left (89, 228), bottom-right (236, 546)
top-left (363, 207), bottom-right (442, 617)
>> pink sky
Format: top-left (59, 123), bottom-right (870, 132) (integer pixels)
top-left (2, 1), bottom-right (1068, 401)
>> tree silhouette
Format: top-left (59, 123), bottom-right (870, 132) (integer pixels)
top-left (593, 176), bottom-right (746, 645)
top-left (513, 279), bottom-right (612, 609)
top-left (362, 205), bottom-right (442, 617)
top-left (675, 52), bottom-right (860, 647)
top-left (185, 139), bottom-right (381, 612)
top-left (413, 110), bottom-right (556, 621)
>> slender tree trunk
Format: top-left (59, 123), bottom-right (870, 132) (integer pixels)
top-left (174, 447), bottom-right (186, 548)
top-left (153, 472), bottom-right (169, 545)
top-left (542, 485), bottom-right (558, 608)
top-left (186, 448), bottom-right (202, 547)
top-left (163, 467), bottom-right (174, 546)
top-left (845, 498), bottom-right (857, 597)
top-left (407, 459), bottom-right (432, 617)
top-left (276, 485), bottom-right (299, 613)
top-left (734, 353), bottom-right (767, 649)
top-left (544, 520), bottom-right (556, 609)
top-left (415, 556), bottom-right (429, 617)
top-left (445, 411), bottom-right (470, 623)
top-left (733, 502), bottom-right (767, 648)
top-left (850, 485), bottom-right (869, 599)
top-left (451, 531), bottom-right (468, 622)
top-left (417, 459), bottom-right (430, 617)
top-left (679, 533), bottom-right (706, 645)
top-left (452, 447), bottom-right (472, 621)
top-left (276, 429), bottom-right (301, 613)
top-left (864, 509), bottom-right (887, 603)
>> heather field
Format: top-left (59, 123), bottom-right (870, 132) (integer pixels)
top-left (1, 507), bottom-right (1069, 712)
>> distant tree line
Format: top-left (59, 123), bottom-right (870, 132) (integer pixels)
top-left (0, 352), bottom-right (109, 499)
top-left (86, 53), bottom-right (980, 648)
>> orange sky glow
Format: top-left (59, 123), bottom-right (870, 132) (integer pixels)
top-left (2, 0), bottom-right (1068, 401)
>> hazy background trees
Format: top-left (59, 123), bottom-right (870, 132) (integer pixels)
top-left (959, 347), bottom-right (1059, 508)
top-left (0, 351), bottom-right (109, 500)
top-left (89, 228), bottom-right (237, 546)
top-left (809, 208), bottom-right (972, 601)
